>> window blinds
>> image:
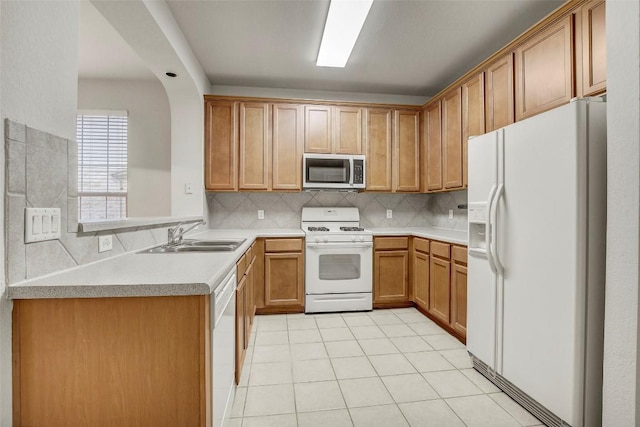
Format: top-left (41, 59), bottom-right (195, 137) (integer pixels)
top-left (76, 111), bottom-right (128, 220)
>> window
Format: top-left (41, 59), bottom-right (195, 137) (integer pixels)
top-left (76, 111), bottom-right (128, 220)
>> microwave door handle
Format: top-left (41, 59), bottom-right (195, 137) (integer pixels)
top-left (347, 159), bottom-right (352, 185)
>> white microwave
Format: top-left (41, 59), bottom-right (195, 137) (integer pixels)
top-left (303, 153), bottom-right (366, 190)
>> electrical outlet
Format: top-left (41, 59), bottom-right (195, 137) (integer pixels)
top-left (449, 209), bottom-right (454, 220)
top-left (257, 210), bottom-right (265, 220)
top-left (98, 235), bottom-right (113, 253)
top-left (386, 209), bottom-right (393, 219)
top-left (184, 183), bottom-right (193, 194)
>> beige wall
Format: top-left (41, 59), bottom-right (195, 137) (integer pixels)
top-left (77, 78), bottom-right (172, 217)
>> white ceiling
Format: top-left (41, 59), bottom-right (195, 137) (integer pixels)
top-left (80, 0), bottom-right (564, 96)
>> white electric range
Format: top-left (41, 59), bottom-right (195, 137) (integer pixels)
top-left (301, 207), bottom-right (373, 313)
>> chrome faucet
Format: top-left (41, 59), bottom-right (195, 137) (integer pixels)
top-left (167, 220), bottom-right (205, 245)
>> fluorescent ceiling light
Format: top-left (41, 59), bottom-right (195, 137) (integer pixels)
top-left (316, 0), bottom-right (374, 68)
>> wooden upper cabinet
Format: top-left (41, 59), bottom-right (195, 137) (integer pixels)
top-left (394, 110), bottom-right (420, 192)
top-left (485, 53), bottom-right (514, 132)
top-left (462, 73), bottom-right (485, 188)
top-left (424, 101), bottom-right (443, 192)
top-left (304, 105), bottom-right (332, 153)
top-left (515, 15), bottom-right (574, 121)
top-left (205, 100), bottom-right (238, 191)
top-left (272, 104), bottom-right (303, 190)
top-left (239, 103), bottom-right (270, 190)
top-left (580, 0), bottom-right (606, 96)
top-left (365, 108), bottom-right (393, 191)
top-left (442, 88), bottom-right (463, 189)
top-left (334, 106), bottom-right (363, 154)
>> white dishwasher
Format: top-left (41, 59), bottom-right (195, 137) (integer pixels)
top-left (212, 269), bottom-right (236, 427)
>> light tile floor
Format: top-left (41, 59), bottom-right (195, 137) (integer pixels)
top-left (228, 307), bottom-right (544, 427)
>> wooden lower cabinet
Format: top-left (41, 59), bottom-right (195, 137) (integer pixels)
top-left (13, 296), bottom-right (211, 427)
top-left (373, 237), bottom-right (410, 306)
top-left (264, 253), bottom-right (304, 307)
top-left (429, 254), bottom-right (451, 325)
top-left (261, 238), bottom-right (305, 312)
top-left (412, 250), bottom-right (429, 311)
top-left (451, 260), bottom-right (468, 340)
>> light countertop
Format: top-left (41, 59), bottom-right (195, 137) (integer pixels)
top-left (7, 227), bottom-right (466, 300)
top-left (7, 229), bottom-right (303, 300)
top-left (369, 227), bottom-right (468, 246)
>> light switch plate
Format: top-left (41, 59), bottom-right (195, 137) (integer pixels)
top-left (449, 209), bottom-right (454, 220)
top-left (184, 183), bottom-right (193, 194)
top-left (25, 208), bottom-right (61, 243)
top-left (386, 209), bottom-right (393, 219)
top-left (257, 210), bottom-right (265, 220)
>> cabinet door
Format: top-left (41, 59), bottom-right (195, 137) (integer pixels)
top-left (580, 0), bottom-right (606, 96)
top-left (239, 103), bottom-right (270, 190)
top-left (394, 110), bottom-right (420, 192)
top-left (365, 109), bottom-right (393, 191)
top-left (424, 101), bottom-right (443, 191)
top-left (412, 250), bottom-right (429, 310)
top-left (451, 262), bottom-right (467, 339)
top-left (462, 73), bottom-right (485, 188)
top-left (429, 255), bottom-right (451, 324)
top-left (374, 250), bottom-right (409, 304)
top-left (265, 253), bottom-right (304, 306)
top-left (235, 276), bottom-right (246, 384)
top-left (442, 88), bottom-right (463, 189)
top-left (272, 104), bottom-right (303, 190)
top-left (205, 100), bottom-right (237, 190)
top-left (515, 15), bottom-right (574, 121)
top-left (305, 105), bottom-right (332, 153)
top-left (334, 106), bottom-right (363, 154)
top-left (485, 54), bottom-right (514, 132)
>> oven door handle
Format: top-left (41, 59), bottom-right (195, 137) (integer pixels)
top-left (306, 242), bottom-right (373, 249)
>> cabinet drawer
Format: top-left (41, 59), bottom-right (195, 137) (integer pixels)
top-left (237, 254), bottom-right (247, 281)
top-left (375, 237), bottom-right (409, 251)
top-left (430, 241), bottom-right (451, 259)
top-left (265, 238), bottom-right (303, 253)
top-left (413, 238), bottom-right (430, 254)
top-left (452, 246), bottom-right (467, 264)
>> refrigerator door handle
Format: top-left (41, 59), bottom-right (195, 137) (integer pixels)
top-left (485, 184), bottom-right (498, 274)
top-left (490, 184), bottom-right (505, 276)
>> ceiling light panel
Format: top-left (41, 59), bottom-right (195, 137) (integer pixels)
top-left (316, 0), bottom-right (374, 68)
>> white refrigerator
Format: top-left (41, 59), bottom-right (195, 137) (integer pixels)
top-left (467, 98), bottom-right (606, 427)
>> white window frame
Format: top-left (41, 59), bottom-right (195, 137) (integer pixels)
top-left (76, 110), bottom-right (129, 221)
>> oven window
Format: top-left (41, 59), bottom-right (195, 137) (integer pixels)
top-left (319, 254), bottom-right (361, 280)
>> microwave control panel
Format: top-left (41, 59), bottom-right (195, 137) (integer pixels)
top-left (353, 159), bottom-right (364, 184)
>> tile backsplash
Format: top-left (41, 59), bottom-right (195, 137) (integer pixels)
top-left (207, 190), bottom-right (468, 231)
top-left (4, 119), bottom-right (176, 284)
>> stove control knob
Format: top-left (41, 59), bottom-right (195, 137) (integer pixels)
top-left (314, 237), bottom-right (320, 243)
top-left (323, 238), bottom-right (328, 243)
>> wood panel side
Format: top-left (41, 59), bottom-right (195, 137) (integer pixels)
top-left (13, 296), bottom-right (208, 427)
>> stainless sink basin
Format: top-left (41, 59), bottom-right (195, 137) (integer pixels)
top-left (138, 238), bottom-right (246, 254)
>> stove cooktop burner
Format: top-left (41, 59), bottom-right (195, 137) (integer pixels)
top-left (308, 227), bottom-right (330, 232)
top-left (340, 226), bottom-right (365, 232)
